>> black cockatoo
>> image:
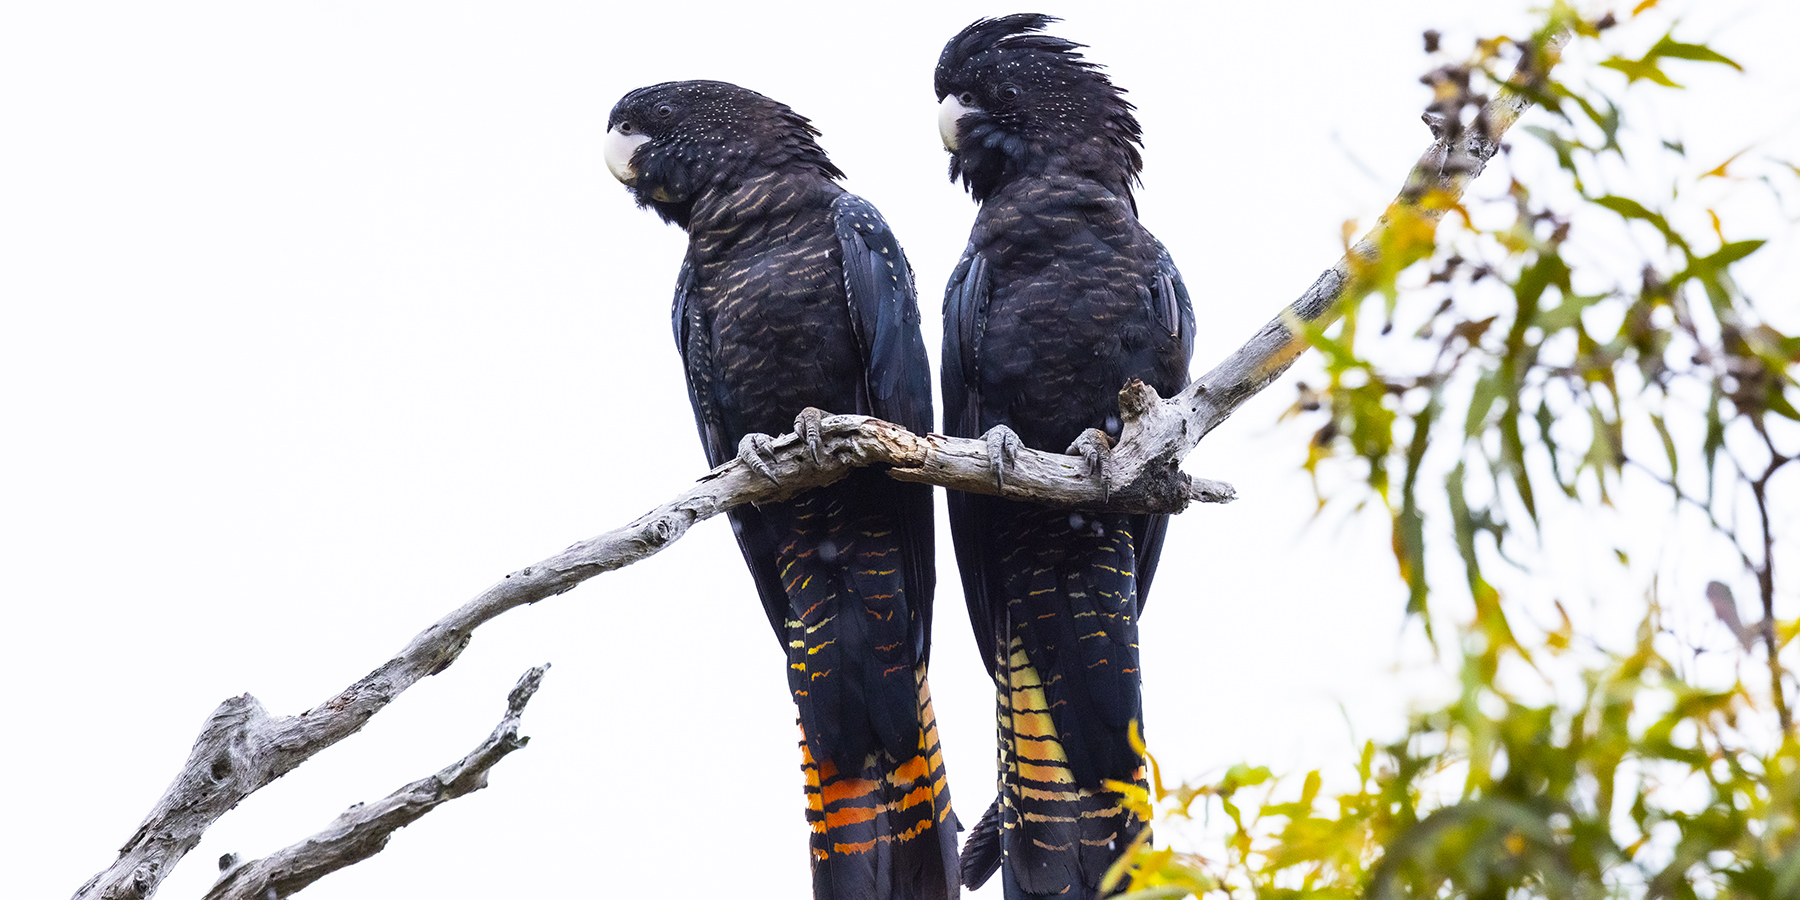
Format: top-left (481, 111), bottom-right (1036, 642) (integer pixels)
top-left (932, 16), bottom-right (1195, 899)
top-left (603, 80), bottom-right (958, 900)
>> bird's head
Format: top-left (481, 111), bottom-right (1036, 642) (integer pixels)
top-left (934, 14), bottom-right (1143, 206)
top-left (604, 80), bottom-right (843, 229)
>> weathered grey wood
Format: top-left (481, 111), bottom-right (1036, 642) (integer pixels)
top-left (69, 412), bottom-right (1228, 900)
top-left (74, 32), bottom-right (1562, 900)
top-left (200, 666), bottom-right (547, 900)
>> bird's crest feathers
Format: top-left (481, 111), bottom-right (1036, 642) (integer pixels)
top-left (934, 14), bottom-right (1145, 207)
top-left (935, 14), bottom-right (1088, 81)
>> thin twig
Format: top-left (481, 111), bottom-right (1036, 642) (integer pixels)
top-left (1749, 429), bottom-right (1792, 732)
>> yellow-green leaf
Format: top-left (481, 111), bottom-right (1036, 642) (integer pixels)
top-left (1647, 34), bottom-right (1743, 71)
top-left (1601, 56), bottom-right (1682, 88)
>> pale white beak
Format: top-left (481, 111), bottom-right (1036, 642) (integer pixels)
top-left (603, 127), bottom-right (650, 184)
top-left (937, 94), bottom-right (972, 152)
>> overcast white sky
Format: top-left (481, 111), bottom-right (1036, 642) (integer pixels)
top-left (4, 2), bottom-right (1796, 897)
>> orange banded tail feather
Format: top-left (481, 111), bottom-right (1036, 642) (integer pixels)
top-left (800, 664), bottom-right (960, 900)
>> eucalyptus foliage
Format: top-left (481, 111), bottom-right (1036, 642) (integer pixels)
top-left (1108, 3), bottom-right (1798, 897)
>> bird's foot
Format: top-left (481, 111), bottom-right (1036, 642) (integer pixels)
top-left (1065, 428), bottom-right (1113, 503)
top-left (982, 425), bottom-right (1022, 491)
top-left (737, 432), bottom-right (782, 484)
top-left (794, 407), bottom-right (827, 467)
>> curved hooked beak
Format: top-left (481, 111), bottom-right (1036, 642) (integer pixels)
top-left (603, 127), bottom-right (650, 185)
top-left (937, 94), bottom-right (972, 152)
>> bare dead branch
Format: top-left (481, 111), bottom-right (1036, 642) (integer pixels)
top-left (200, 666), bottom-right (547, 900)
top-left (75, 30), bottom-right (1566, 900)
top-left (71, 410), bottom-right (1227, 900)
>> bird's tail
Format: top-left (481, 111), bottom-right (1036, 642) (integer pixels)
top-left (963, 636), bottom-right (1146, 899)
top-left (801, 663), bottom-right (960, 900)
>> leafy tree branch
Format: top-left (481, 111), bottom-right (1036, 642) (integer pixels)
top-left (1109, 3), bottom-right (1799, 897)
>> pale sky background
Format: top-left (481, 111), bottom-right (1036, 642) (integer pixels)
top-left (4, 2), bottom-right (1796, 898)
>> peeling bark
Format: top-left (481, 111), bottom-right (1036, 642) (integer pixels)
top-left (201, 667), bottom-right (547, 900)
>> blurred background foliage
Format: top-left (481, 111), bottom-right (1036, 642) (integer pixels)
top-left (1111, 2), bottom-right (1798, 896)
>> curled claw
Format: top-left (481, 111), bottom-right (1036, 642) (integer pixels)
top-left (983, 425), bottom-right (1021, 492)
top-left (1065, 428), bottom-right (1113, 503)
top-left (793, 407), bottom-right (826, 466)
top-left (737, 432), bottom-right (781, 484)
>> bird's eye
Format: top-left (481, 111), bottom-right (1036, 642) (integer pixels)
top-left (617, 121), bottom-right (636, 135)
top-left (958, 91), bottom-right (976, 106)
top-left (997, 83), bottom-right (1020, 103)
top-left (655, 104), bottom-right (675, 119)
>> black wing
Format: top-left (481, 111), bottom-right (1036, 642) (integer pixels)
top-left (1131, 239), bottom-right (1195, 609)
top-left (940, 244), bottom-right (1001, 671)
top-left (832, 193), bottom-right (933, 435)
top-left (832, 192), bottom-right (937, 662)
top-left (671, 255), bottom-right (728, 467)
top-left (1149, 238), bottom-right (1196, 368)
top-left (671, 254), bottom-right (790, 637)
top-left (940, 243), bottom-right (990, 440)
